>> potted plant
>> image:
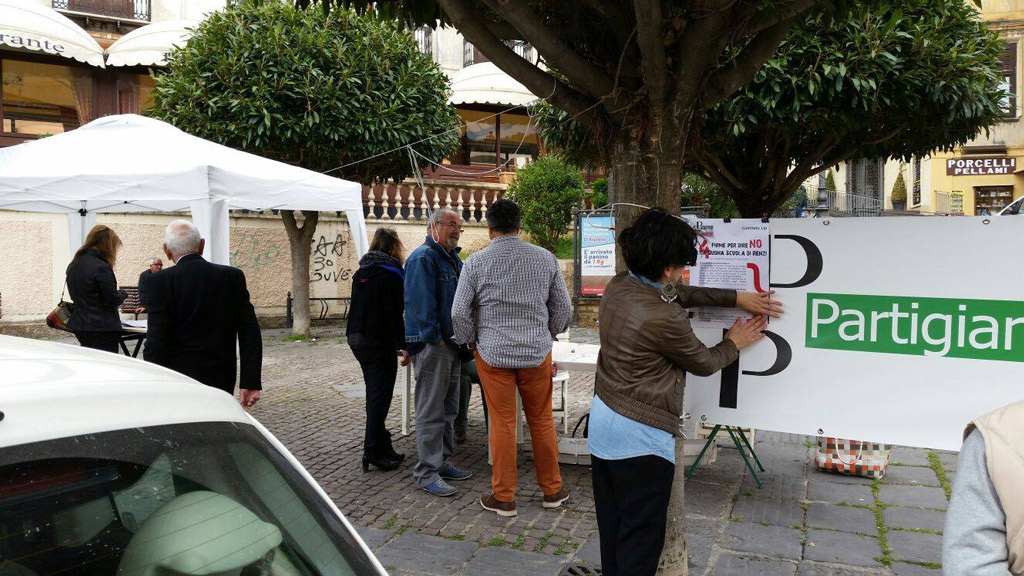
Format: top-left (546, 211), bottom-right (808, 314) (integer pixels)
top-left (891, 170), bottom-right (908, 211)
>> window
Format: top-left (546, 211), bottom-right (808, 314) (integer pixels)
top-left (2, 58), bottom-right (91, 136)
top-left (463, 40), bottom-right (476, 67)
top-left (1000, 43), bottom-right (1017, 118)
top-left (0, 423), bottom-right (378, 575)
top-left (455, 109), bottom-right (539, 166)
top-left (912, 157), bottom-right (922, 206)
top-left (414, 26), bottom-right (433, 59)
top-left (847, 158), bottom-right (884, 200)
top-left (975, 186), bottom-right (1014, 216)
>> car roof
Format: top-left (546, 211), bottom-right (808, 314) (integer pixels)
top-left (0, 335), bottom-right (249, 449)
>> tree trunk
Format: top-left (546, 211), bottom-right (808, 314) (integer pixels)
top-left (281, 210), bottom-right (319, 337)
top-left (610, 135), bottom-right (685, 272)
top-left (659, 438), bottom-right (689, 575)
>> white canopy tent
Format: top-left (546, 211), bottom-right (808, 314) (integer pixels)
top-left (0, 114), bottom-right (369, 264)
top-left (105, 20), bottom-right (196, 68)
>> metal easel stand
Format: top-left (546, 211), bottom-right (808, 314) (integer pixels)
top-left (686, 424), bottom-right (766, 487)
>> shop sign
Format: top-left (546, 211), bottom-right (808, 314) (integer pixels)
top-left (0, 33), bottom-right (66, 55)
top-left (946, 157), bottom-right (1016, 176)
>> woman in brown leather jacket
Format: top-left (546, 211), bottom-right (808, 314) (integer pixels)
top-left (590, 208), bottom-right (782, 576)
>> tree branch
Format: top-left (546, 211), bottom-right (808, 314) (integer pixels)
top-left (579, 0), bottom-right (635, 46)
top-left (701, 17), bottom-right (797, 107)
top-left (738, 0), bottom-right (816, 37)
top-left (634, 0), bottom-right (669, 103)
top-left (436, 0), bottom-right (606, 133)
top-left (671, 1), bottom-right (733, 107)
top-left (477, 0), bottom-right (616, 102)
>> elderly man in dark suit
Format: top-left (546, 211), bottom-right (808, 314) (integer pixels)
top-left (136, 257), bottom-right (162, 312)
top-left (143, 219), bottom-right (263, 408)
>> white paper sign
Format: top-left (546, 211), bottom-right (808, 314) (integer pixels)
top-left (684, 218), bottom-right (770, 328)
top-left (683, 217), bottom-right (1024, 451)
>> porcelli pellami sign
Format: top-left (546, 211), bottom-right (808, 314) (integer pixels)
top-left (946, 157), bottom-right (1016, 176)
top-left (807, 292), bottom-right (1024, 363)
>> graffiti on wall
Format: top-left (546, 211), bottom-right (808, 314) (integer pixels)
top-left (312, 232), bottom-right (352, 283)
top-left (230, 233), bottom-right (280, 272)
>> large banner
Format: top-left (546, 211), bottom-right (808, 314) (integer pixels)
top-left (684, 217), bottom-right (1024, 451)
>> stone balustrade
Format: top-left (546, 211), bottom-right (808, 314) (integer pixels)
top-left (363, 178), bottom-right (508, 225)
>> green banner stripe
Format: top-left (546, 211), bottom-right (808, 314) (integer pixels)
top-left (806, 293), bottom-right (1024, 363)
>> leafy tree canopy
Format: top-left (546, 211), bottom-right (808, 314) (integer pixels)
top-left (539, 0), bottom-right (1004, 216)
top-left (151, 0), bottom-right (459, 182)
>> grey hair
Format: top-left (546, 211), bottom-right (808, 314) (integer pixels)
top-left (148, 256), bottom-right (162, 265)
top-left (164, 219), bottom-right (202, 258)
top-left (427, 207), bottom-right (458, 231)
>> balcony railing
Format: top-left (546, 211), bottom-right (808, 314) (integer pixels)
top-left (363, 177), bottom-right (507, 223)
top-left (53, 0), bottom-right (151, 22)
top-left (808, 189), bottom-right (883, 217)
top-left (414, 27), bottom-right (432, 58)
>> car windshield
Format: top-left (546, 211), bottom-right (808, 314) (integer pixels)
top-left (0, 422), bottom-right (379, 576)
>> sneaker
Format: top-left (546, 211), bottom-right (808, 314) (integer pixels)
top-left (422, 479), bottom-right (457, 497)
top-left (439, 464), bottom-right (473, 481)
top-left (542, 487), bottom-right (570, 509)
top-left (455, 429), bottom-right (467, 444)
top-left (480, 493), bottom-right (517, 517)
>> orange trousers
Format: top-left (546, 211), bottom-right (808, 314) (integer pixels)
top-left (476, 351), bottom-right (563, 503)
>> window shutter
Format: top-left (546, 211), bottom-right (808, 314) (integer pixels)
top-left (1001, 43), bottom-right (1017, 117)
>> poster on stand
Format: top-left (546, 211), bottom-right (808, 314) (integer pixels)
top-left (683, 218), bottom-right (771, 328)
top-left (580, 214), bottom-right (615, 296)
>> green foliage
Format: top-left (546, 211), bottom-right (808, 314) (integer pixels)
top-left (590, 177), bottom-right (608, 208)
top-left (825, 169), bottom-right (838, 191)
top-left (535, 101), bottom-right (604, 169)
top-left (680, 174), bottom-right (739, 219)
top-left (891, 171), bottom-right (908, 203)
top-left (150, 1), bottom-right (459, 182)
top-left (507, 157), bottom-right (585, 253)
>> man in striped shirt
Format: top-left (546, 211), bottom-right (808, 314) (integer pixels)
top-left (452, 198), bottom-right (572, 517)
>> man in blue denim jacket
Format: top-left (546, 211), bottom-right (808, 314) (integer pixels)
top-left (405, 207), bottom-right (474, 496)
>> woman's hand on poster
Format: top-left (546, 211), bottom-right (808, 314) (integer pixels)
top-left (725, 315), bottom-right (767, 350)
top-left (736, 290), bottom-right (784, 319)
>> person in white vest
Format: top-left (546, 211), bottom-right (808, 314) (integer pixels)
top-left (943, 398), bottom-right (1024, 575)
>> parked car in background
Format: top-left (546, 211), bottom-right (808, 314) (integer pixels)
top-left (0, 336), bottom-right (387, 576)
top-left (998, 196), bottom-right (1023, 215)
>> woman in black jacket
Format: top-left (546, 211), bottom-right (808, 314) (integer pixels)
top-left (65, 225), bottom-right (128, 353)
top-left (348, 227), bottom-right (409, 472)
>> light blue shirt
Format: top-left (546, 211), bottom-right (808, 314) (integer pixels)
top-left (587, 271), bottom-right (676, 465)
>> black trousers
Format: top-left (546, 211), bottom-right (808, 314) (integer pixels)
top-left (591, 455), bottom-right (675, 576)
top-left (75, 330), bottom-right (121, 354)
top-left (351, 346), bottom-right (398, 458)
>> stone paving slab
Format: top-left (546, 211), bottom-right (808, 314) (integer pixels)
top-left (878, 485), bottom-right (948, 510)
top-left (884, 465), bottom-right (940, 487)
top-left (887, 529), bottom-right (943, 565)
top-left (741, 472), bottom-right (808, 501)
top-left (805, 503), bottom-right (877, 535)
top-left (687, 479), bottom-right (738, 518)
top-left (720, 520), bottom-right (803, 560)
top-left (460, 546), bottom-right (566, 576)
top-left (883, 507), bottom-right (946, 533)
top-left (796, 561), bottom-right (882, 575)
top-left (891, 448), bottom-right (933, 467)
top-left (711, 552), bottom-right (797, 575)
top-left (687, 534), bottom-right (715, 575)
top-left (807, 467), bottom-right (877, 486)
top-left (803, 529), bottom-right (883, 568)
top-left (355, 525), bottom-right (397, 550)
top-left (806, 481), bottom-right (874, 506)
top-left (731, 495), bottom-right (805, 528)
top-left (376, 532), bottom-right (478, 575)
top-left (572, 532), bottom-right (601, 567)
top-left (892, 562), bottom-right (941, 575)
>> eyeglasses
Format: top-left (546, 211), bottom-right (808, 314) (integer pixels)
top-left (438, 221), bottom-right (464, 233)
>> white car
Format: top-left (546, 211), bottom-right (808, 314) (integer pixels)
top-left (999, 196), bottom-right (1023, 215)
top-left (0, 336), bottom-right (388, 576)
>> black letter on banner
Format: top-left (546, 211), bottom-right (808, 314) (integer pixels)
top-left (719, 331), bottom-right (792, 409)
top-left (771, 235), bottom-right (823, 288)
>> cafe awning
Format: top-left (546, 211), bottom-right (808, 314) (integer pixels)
top-left (449, 62), bottom-right (538, 108)
top-left (0, 0), bottom-right (105, 67)
top-left (106, 20), bottom-right (196, 67)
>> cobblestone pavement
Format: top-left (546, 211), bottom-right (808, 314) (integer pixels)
top-left (49, 327), bottom-right (957, 574)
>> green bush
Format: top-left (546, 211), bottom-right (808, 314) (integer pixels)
top-left (507, 156), bottom-right (585, 253)
top-left (681, 173), bottom-right (739, 218)
top-left (590, 177), bottom-right (608, 208)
